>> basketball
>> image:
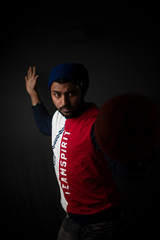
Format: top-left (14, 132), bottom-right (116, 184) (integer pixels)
top-left (94, 93), bottom-right (160, 165)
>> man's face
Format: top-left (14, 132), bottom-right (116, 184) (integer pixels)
top-left (50, 81), bottom-right (83, 118)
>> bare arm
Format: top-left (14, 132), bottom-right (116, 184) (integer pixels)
top-left (25, 66), bottom-right (40, 106)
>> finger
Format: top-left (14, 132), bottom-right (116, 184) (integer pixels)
top-left (25, 76), bottom-right (28, 82)
top-left (35, 75), bottom-right (39, 80)
top-left (33, 66), bottom-right (36, 77)
top-left (28, 66), bottom-right (32, 77)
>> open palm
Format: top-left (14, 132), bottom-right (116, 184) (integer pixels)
top-left (25, 66), bottom-right (39, 95)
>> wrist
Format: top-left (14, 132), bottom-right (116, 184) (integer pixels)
top-left (29, 89), bottom-right (38, 97)
top-left (32, 102), bottom-right (41, 107)
top-left (29, 90), bottom-right (40, 106)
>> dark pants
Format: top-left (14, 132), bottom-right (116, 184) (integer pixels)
top-left (57, 213), bottom-right (122, 240)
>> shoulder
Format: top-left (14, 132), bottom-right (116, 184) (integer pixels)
top-left (52, 110), bottom-right (66, 128)
top-left (66, 103), bottom-right (98, 129)
top-left (82, 103), bottom-right (99, 120)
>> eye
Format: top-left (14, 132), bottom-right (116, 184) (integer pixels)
top-left (53, 92), bottom-right (61, 98)
top-left (68, 92), bottom-right (73, 97)
top-left (67, 90), bottom-right (78, 97)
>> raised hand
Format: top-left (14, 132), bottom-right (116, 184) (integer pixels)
top-left (25, 66), bottom-right (40, 105)
top-left (25, 66), bottom-right (39, 95)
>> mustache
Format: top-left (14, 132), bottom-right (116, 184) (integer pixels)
top-left (59, 105), bottom-right (72, 111)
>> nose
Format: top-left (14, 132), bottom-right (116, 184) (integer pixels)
top-left (61, 94), bottom-right (69, 106)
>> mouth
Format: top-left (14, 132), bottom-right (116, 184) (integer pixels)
top-left (60, 106), bottom-right (72, 115)
top-left (60, 106), bottom-right (72, 114)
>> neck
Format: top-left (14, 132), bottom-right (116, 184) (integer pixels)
top-left (66, 100), bottom-right (88, 119)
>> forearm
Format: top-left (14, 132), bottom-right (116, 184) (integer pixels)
top-left (29, 90), bottom-right (41, 106)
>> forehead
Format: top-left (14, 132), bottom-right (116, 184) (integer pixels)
top-left (50, 81), bottom-right (78, 92)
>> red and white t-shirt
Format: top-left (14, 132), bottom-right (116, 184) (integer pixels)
top-left (51, 104), bottom-right (120, 215)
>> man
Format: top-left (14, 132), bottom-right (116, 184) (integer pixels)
top-left (25, 63), bottom-right (123, 240)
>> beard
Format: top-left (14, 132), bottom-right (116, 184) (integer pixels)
top-left (58, 99), bottom-right (86, 119)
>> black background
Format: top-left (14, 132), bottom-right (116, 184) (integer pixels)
top-left (1, 4), bottom-right (160, 239)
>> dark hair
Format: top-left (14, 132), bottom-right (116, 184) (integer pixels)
top-left (55, 78), bottom-right (73, 84)
top-left (55, 78), bottom-right (84, 93)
